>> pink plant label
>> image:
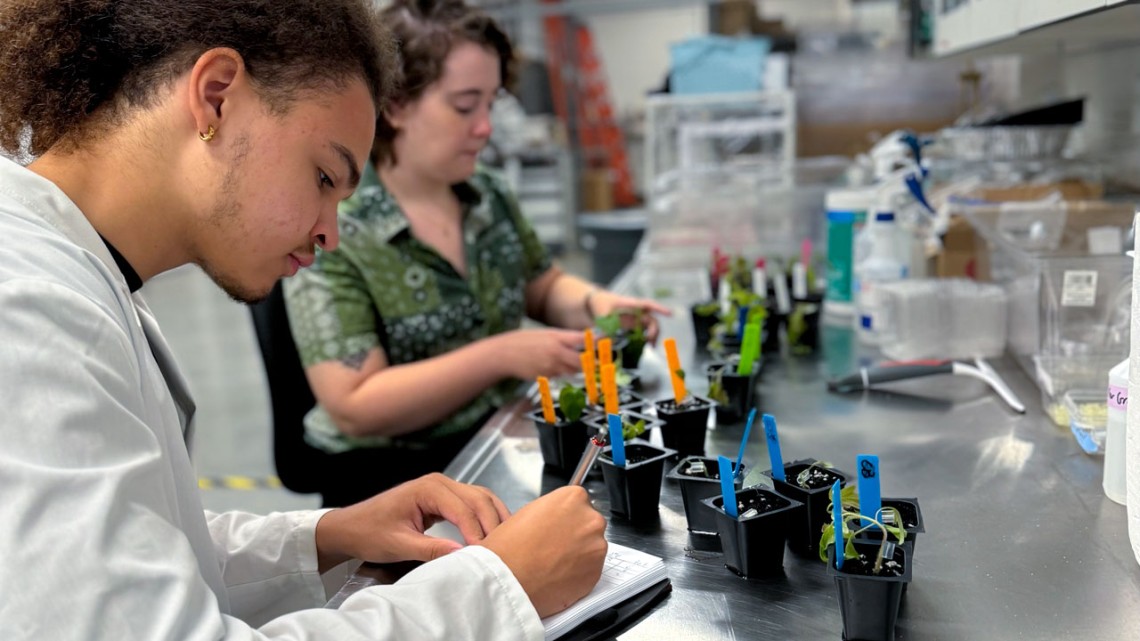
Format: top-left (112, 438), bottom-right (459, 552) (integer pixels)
top-left (1108, 385), bottom-right (1128, 411)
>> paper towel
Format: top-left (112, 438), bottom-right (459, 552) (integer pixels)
top-left (1127, 213), bottom-right (1140, 566)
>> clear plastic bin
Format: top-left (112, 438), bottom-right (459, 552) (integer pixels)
top-left (961, 200), bottom-right (1134, 422)
top-left (1061, 389), bottom-right (1108, 455)
top-left (877, 279), bottom-right (1008, 361)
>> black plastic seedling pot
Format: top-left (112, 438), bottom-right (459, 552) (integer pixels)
top-left (787, 295), bottom-right (823, 355)
top-left (707, 359), bottom-right (757, 425)
top-left (654, 396), bottom-right (714, 457)
top-left (853, 497), bottom-right (926, 554)
top-left (827, 540), bottom-right (912, 641)
top-left (667, 456), bottom-right (747, 535)
top-left (526, 406), bottom-right (588, 477)
top-left (702, 486), bottom-right (802, 578)
top-left (762, 301), bottom-right (782, 355)
top-left (585, 410), bottom-right (663, 447)
top-left (598, 440), bottom-right (676, 523)
top-left (762, 458), bottom-right (851, 557)
top-left (585, 389), bottom-right (649, 420)
top-left (690, 302), bottom-right (719, 349)
top-left (614, 331), bottom-right (647, 370)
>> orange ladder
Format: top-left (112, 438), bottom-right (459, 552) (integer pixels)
top-left (543, 9), bottom-right (638, 207)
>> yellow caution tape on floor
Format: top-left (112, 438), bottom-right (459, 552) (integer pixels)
top-left (197, 476), bottom-right (284, 491)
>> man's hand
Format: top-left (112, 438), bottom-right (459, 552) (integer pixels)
top-left (314, 474), bottom-right (511, 572)
top-left (479, 486), bottom-right (607, 618)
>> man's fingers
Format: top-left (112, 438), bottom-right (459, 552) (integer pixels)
top-left (396, 532), bottom-right (462, 562)
top-left (421, 481), bottom-right (490, 544)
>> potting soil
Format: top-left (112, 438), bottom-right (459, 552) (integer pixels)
top-left (789, 463), bottom-right (844, 490)
top-left (838, 548), bottom-right (906, 578)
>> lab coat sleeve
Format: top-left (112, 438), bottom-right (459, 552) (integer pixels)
top-left (206, 509), bottom-right (545, 640)
top-left (203, 509), bottom-right (332, 626)
top-left (0, 281), bottom-right (543, 641)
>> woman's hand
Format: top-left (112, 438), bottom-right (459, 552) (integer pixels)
top-left (488, 328), bottom-right (584, 380)
top-left (587, 291), bottom-right (672, 343)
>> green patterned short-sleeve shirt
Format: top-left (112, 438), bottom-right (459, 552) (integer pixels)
top-left (284, 165), bottom-right (551, 453)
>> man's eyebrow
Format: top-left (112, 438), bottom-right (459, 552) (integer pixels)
top-left (332, 142), bottom-right (361, 190)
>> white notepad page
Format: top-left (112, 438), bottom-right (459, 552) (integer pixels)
top-left (541, 542), bottom-right (667, 641)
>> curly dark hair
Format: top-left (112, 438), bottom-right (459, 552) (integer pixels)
top-left (375, 0), bottom-right (515, 166)
top-left (0, 0), bottom-right (398, 157)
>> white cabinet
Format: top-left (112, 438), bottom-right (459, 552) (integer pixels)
top-left (970, 0), bottom-right (1020, 46)
top-left (1018, 0), bottom-right (1105, 30)
top-left (934, 1), bottom-right (974, 56)
top-left (931, 0), bottom-right (1130, 57)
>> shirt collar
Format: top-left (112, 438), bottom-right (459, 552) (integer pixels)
top-left (99, 235), bottom-right (143, 292)
top-left (361, 164), bottom-right (493, 244)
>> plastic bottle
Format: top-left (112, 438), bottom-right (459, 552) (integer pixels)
top-left (1106, 358), bottom-right (1129, 504)
top-left (823, 188), bottom-right (873, 318)
top-left (854, 211), bottom-right (906, 345)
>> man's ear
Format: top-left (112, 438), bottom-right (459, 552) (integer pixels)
top-left (186, 48), bottom-right (245, 141)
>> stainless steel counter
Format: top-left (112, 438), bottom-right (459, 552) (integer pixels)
top-left (338, 263), bottom-right (1140, 640)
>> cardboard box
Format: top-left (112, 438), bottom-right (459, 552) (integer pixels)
top-left (974, 180), bottom-right (1104, 203)
top-left (936, 180), bottom-right (1112, 279)
top-left (937, 215), bottom-right (990, 280)
top-left (581, 169), bottom-right (614, 212)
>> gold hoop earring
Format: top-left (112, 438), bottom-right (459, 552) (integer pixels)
top-left (198, 125), bottom-right (216, 142)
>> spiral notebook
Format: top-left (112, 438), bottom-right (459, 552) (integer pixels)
top-left (541, 542), bottom-right (668, 641)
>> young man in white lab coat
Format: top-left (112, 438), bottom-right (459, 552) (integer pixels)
top-left (0, 1), bottom-right (606, 639)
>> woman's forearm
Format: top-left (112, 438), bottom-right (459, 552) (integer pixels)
top-left (321, 337), bottom-right (509, 438)
top-left (530, 271), bottom-right (596, 329)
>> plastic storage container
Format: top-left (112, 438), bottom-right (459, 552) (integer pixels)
top-left (876, 279), bottom-right (1008, 361)
top-left (963, 200), bottom-right (1134, 423)
top-left (1106, 358), bottom-right (1128, 503)
top-left (854, 211), bottom-right (906, 345)
top-left (824, 188), bottom-right (872, 317)
top-left (1062, 389), bottom-right (1108, 454)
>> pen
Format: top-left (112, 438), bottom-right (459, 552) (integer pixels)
top-left (569, 434), bottom-right (606, 486)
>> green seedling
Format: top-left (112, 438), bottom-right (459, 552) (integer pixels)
top-left (707, 364), bottom-right (729, 405)
top-left (557, 384), bottom-right (586, 423)
top-left (693, 301), bottom-right (720, 317)
top-left (818, 511), bottom-right (907, 575)
top-left (596, 307), bottom-right (649, 368)
top-left (621, 418), bottom-right (647, 441)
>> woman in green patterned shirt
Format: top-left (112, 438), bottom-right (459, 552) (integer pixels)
top-left (284, 0), bottom-right (667, 507)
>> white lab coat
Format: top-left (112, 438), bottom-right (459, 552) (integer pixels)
top-left (0, 157), bottom-right (543, 641)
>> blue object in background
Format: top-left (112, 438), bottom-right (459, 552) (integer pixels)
top-left (670, 36), bottom-right (770, 95)
top-left (857, 454), bottom-right (882, 532)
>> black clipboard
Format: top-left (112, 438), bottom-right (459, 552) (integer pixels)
top-left (556, 578), bottom-right (672, 641)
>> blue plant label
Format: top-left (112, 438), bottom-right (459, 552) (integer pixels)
top-left (857, 454), bottom-right (881, 532)
top-left (763, 414), bottom-right (785, 482)
top-left (719, 456), bottom-right (738, 518)
top-left (737, 305), bottom-right (750, 339)
top-left (607, 413), bottom-right (626, 467)
top-left (735, 408), bottom-right (756, 478)
top-left (832, 479), bottom-right (844, 570)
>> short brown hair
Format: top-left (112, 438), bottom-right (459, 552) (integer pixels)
top-left (374, 0), bottom-right (515, 166)
top-left (0, 0), bottom-right (398, 157)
